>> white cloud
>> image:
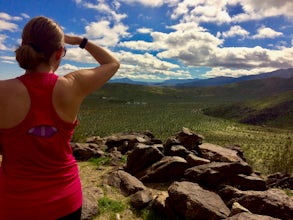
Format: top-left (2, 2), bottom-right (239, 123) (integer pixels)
top-left (203, 67), bottom-right (277, 78)
top-left (0, 34), bottom-right (8, 50)
top-left (56, 63), bottom-right (81, 76)
top-left (85, 20), bottom-right (130, 47)
top-left (21, 13), bottom-right (30, 19)
top-left (0, 55), bottom-right (15, 64)
top-left (170, 0), bottom-right (293, 25)
top-left (64, 47), bottom-right (95, 63)
top-left (222, 25), bottom-right (249, 39)
top-left (83, 1), bottom-right (127, 23)
top-left (231, 0), bottom-right (293, 22)
top-left (75, 0), bottom-right (127, 23)
top-left (137, 27), bottom-right (153, 34)
top-left (121, 0), bottom-right (180, 7)
top-left (252, 26), bottom-right (283, 39)
top-left (115, 50), bottom-right (192, 80)
top-left (171, 0), bottom-right (232, 24)
top-left (119, 40), bottom-right (161, 51)
top-left (0, 20), bottom-right (18, 32)
top-left (0, 12), bottom-right (22, 21)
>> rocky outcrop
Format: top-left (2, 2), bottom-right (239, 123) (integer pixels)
top-left (219, 185), bottom-right (293, 220)
top-left (166, 181), bottom-right (230, 220)
top-left (72, 128), bottom-right (293, 220)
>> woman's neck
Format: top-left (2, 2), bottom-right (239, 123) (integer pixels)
top-left (25, 63), bottom-right (55, 74)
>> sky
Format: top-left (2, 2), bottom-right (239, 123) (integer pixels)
top-left (0, 0), bottom-right (293, 82)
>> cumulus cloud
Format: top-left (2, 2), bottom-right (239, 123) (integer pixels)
top-left (252, 26), bottom-right (283, 39)
top-left (171, 0), bottom-right (232, 24)
top-left (116, 50), bottom-right (192, 80)
top-left (55, 63), bottom-right (81, 76)
top-left (85, 20), bottom-right (130, 47)
top-left (203, 67), bottom-right (277, 78)
top-left (231, 0), bottom-right (293, 22)
top-left (221, 25), bottom-right (249, 39)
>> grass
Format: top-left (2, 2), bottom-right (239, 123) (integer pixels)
top-left (98, 197), bottom-right (127, 215)
top-left (73, 83), bottom-right (293, 175)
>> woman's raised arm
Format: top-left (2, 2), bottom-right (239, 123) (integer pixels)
top-left (64, 35), bottom-right (120, 98)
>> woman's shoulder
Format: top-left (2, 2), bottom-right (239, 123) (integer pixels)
top-left (0, 78), bottom-right (25, 96)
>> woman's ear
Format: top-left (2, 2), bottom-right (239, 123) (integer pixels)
top-left (55, 48), bottom-right (63, 60)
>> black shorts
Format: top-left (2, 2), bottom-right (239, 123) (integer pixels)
top-left (57, 207), bottom-right (82, 220)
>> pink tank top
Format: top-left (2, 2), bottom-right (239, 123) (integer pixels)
top-left (0, 73), bottom-right (82, 219)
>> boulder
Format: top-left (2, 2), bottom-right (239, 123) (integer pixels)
top-left (184, 162), bottom-right (253, 189)
top-left (186, 153), bottom-right (210, 166)
top-left (167, 145), bottom-right (191, 158)
top-left (85, 136), bottom-right (106, 146)
top-left (164, 128), bottom-right (203, 157)
top-left (219, 185), bottom-right (293, 220)
top-left (225, 145), bottom-right (246, 162)
top-left (199, 143), bottom-right (246, 163)
top-left (231, 174), bottom-right (267, 191)
top-left (107, 170), bottom-right (146, 196)
top-left (266, 172), bottom-right (293, 190)
top-left (226, 212), bottom-right (281, 220)
top-left (166, 181), bottom-right (230, 220)
top-left (71, 143), bottom-right (104, 161)
top-left (81, 186), bottom-right (103, 220)
top-left (126, 144), bottom-right (164, 175)
top-left (130, 189), bottom-right (153, 209)
top-left (105, 131), bottom-right (161, 154)
top-left (174, 127), bottom-right (203, 155)
top-left (150, 191), bottom-right (169, 217)
top-left (137, 156), bottom-right (189, 182)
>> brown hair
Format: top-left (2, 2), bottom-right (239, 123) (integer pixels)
top-left (15, 16), bottom-right (64, 70)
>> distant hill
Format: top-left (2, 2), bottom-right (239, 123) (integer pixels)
top-left (176, 68), bottom-right (293, 87)
top-left (105, 75), bottom-right (293, 129)
top-left (110, 77), bottom-right (150, 85)
top-left (203, 88), bottom-right (293, 129)
top-left (110, 68), bottom-right (293, 87)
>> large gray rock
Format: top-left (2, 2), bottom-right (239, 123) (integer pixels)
top-left (164, 127), bottom-right (203, 156)
top-left (105, 131), bottom-right (161, 154)
top-left (186, 153), bottom-right (210, 166)
top-left (107, 170), bottom-right (146, 196)
top-left (137, 156), bottom-right (189, 182)
top-left (231, 174), bottom-right (267, 191)
top-left (81, 186), bottom-right (103, 220)
top-left (184, 162), bottom-right (254, 189)
top-left (266, 172), bottom-right (293, 190)
top-left (130, 189), bottom-right (153, 209)
top-left (166, 181), bottom-right (230, 220)
top-left (71, 143), bottom-right (104, 161)
top-left (199, 143), bottom-right (246, 163)
top-left (219, 185), bottom-right (293, 220)
top-left (226, 212), bottom-right (281, 220)
top-left (126, 143), bottom-right (164, 175)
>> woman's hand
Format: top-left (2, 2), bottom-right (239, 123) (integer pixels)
top-left (64, 35), bottom-right (82, 46)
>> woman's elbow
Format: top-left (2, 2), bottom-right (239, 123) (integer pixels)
top-left (112, 60), bottom-right (120, 73)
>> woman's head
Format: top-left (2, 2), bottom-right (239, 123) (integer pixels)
top-left (15, 16), bottom-right (64, 70)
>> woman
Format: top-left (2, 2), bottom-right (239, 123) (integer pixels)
top-left (0, 16), bottom-right (120, 219)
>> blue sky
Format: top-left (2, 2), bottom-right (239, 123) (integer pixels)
top-left (0, 0), bottom-right (293, 81)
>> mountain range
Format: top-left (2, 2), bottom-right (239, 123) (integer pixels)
top-left (110, 68), bottom-right (293, 87)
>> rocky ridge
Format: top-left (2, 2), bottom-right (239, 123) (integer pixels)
top-left (72, 128), bottom-right (293, 220)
